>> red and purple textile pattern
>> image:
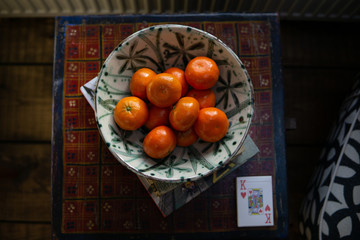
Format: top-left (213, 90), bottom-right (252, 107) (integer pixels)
top-left (52, 14), bottom-right (287, 239)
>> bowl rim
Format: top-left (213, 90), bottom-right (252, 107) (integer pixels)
top-left (94, 24), bottom-right (254, 183)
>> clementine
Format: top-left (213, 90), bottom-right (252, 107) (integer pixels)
top-left (175, 127), bottom-right (198, 147)
top-left (186, 88), bottom-right (216, 109)
top-left (169, 97), bottom-right (200, 131)
top-left (113, 96), bottom-right (148, 130)
top-left (130, 68), bottom-right (156, 100)
top-left (164, 67), bottom-right (189, 97)
top-left (185, 56), bottom-right (219, 90)
top-left (146, 73), bottom-right (182, 107)
top-left (144, 104), bottom-right (172, 130)
top-left (194, 107), bottom-right (229, 142)
top-left (143, 126), bottom-right (176, 159)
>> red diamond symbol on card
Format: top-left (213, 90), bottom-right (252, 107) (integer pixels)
top-left (241, 192), bottom-right (246, 199)
top-left (265, 205), bottom-right (271, 212)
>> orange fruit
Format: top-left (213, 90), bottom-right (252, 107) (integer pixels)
top-left (185, 56), bottom-right (219, 90)
top-left (164, 67), bottom-right (189, 97)
top-left (169, 97), bottom-right (200, 131)
top-left (186, 88), bottom-right (216, 109)
top-left (175, 127), bottom-right (198, 147)
top-left (146, 73), bottom-right (182, 107)
top-left (194, 107), bottom-right (229, 142)
top-left (143, 126), bottom-right (176, 159)
top-left (130, 68), bottom-right (156, 100)
top-left (113, 96), bottom-right (149, 130)
top-left (144, 104), bottom-right (172, 130)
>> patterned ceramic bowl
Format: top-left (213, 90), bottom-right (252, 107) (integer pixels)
top-left (95, 24), bottom-right (254, 183)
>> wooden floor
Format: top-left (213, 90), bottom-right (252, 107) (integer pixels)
top-left (0, 17), bottom-right (359, 240)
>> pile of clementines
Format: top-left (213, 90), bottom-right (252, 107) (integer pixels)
top-left (113, 56), bottom-right (229, 159)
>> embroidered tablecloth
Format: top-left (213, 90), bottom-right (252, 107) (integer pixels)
top-left (52, 13), bottom-right (287, 239)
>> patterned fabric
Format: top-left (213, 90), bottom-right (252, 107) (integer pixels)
top-left (299, 74), bottom-right (360, 239)
top-left (52, 14), bottom-right (287, 239)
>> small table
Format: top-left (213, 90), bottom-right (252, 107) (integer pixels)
top-left (52, 13), bottom-right (287, 239)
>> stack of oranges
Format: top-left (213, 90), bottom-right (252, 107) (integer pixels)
top-left (113, 56), bottom-right (229, 159)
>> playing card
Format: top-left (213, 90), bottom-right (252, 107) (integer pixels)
top-left (236, 176), bottom-right (274, 227)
